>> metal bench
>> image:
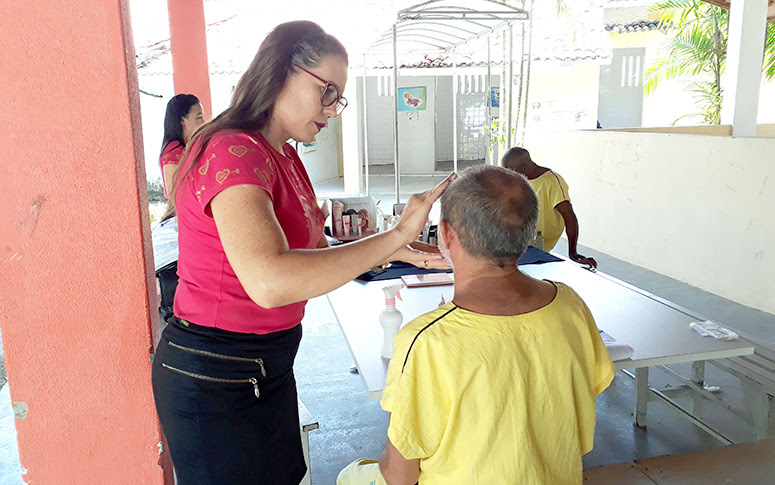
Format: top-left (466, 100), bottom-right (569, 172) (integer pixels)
top-left (609, 288), bottom-right (775, 443)
top-left (298, 398), bottom-right (319, 485)
top-left (709, 334), bottom-right (775, 440)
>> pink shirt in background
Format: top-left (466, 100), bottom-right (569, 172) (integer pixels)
top-left (173, 131), bottom-right (325, 335)
top-left (159, 141), bottom-right (184, 197)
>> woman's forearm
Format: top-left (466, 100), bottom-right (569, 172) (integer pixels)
top-left (246, 229), bottom-right (407, 308)
top-left (212, 178), bottom-right (453, 309)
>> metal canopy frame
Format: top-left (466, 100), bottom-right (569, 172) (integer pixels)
top-left (362, 0), bottom-right (529, 204)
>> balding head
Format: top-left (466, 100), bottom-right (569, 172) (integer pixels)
top-left (440, 165), bottom-right (538, 265)
top-left (501, 147), bottom-right (532, 175)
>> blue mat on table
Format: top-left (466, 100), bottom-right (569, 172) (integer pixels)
top-left (356, 246), bottom-right (562, 282)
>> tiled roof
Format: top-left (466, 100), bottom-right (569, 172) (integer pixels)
top-left (137, 1), bottom-right (614, 76)
top-left (605, 20), bottom-right (662, 33)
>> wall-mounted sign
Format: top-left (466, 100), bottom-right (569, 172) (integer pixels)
top-left (398, 87), bottom-right (426, 111)
top-left (490, 87), bottom-right (500, 108)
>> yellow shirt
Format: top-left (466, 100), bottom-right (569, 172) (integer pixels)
top-left (529, 170), bottom-right (570, 251)
top-left (381, 283), bottom-right (614, 485)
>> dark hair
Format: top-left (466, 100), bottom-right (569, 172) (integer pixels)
top-left (501, 147), bottom-right (532, 171)
top-left (160, 93), bottom-right (200, 155)
top-left (440, 165), bottom-right (538, 265)
top-left (167, 21), bottom-right (347, 212)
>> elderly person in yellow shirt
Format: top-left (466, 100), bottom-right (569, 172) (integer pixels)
top-left (502, 146), bottom-right (597, 268)
top-left (337, 166), bottom-right (614, 485)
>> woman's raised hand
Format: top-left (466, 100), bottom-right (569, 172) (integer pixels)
top-left (391, 245), bottom-right (451, 270)
top-left (392, 173), bottom-right (457, 245)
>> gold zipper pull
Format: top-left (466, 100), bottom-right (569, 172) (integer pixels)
top-left (257, 358), bottom-right (267, 377)
top-left (250, 377), bottom-right (259, 399)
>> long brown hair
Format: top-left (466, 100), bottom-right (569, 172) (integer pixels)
top-left (163, 20), bottom-right (348, 219)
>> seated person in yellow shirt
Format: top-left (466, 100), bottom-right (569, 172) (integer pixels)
top-left (502, 146), bottom-right (597, 268)
top-left (338, 166), bottom-right (615, 485)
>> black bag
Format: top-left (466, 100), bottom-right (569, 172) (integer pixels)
top-left (156, 261), bottom-right (179, 325)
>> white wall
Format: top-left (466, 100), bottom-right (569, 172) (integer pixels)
top-left (362, 74), bottom-right (397, 166)
top-left (524, 64), bottom-right (601, 162)
top-left (360, 70), bottom-right (498, 172)
top-left (544, 130), bottom-right (775, 314)
top-left (298, 116), bottom-right (341, 184)
top-left (137, 74), bottom-right (175, 182)
top-left (397, 76), bottom-right (436, 174)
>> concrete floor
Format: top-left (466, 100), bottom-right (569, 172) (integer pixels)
top-left (0, 175), bottom-right (771, 483)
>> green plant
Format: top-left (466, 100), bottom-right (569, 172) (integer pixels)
top-left (645, 0), bottom-right (775, 125)
top-left (486, 119), bottom-right (515, 147)
top-left (645, 1), bottom-right (728, 124)
top-left (147, 177), bottom-right (165, 203)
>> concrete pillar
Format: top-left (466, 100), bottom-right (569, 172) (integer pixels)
top-left (167, 0), bottom-right (213, 119)
top-left (0, 0), bottom-right (166, 483)
top-left (721, 0), bottom-right (768, 137)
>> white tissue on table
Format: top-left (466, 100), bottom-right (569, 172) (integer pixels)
top-left (689, 321), bottom-right (739, 341)
top-left (599, 330), bottom-right (635, 361)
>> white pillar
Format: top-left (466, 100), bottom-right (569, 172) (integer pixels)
top-left (452, 47), bottom-right (458, 174)
top-left (362, 56), bottom-right (370, 195)
top-left (342, 67), bottom-right (362, 194)
top-left (506, 23), bottom-right (514, 147)
top-left (721, 0), bottom-right (768, 137)
top-left (392, 24), bottom-right (400, 204)
top-left (486, 36), bottom-right (492, 165)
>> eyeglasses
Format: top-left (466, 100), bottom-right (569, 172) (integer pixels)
top-left (292, 64), bottom-right (348, 115)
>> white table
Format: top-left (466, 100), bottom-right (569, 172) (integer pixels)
top-left (327, 261), bottom-right (755, 442)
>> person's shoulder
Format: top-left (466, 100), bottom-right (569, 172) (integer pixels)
top-left (550, 281), bottom-right (578, 301)
top-left (205, 131), bottom-right (270, 157)
top-left (396, 303), bottom-right (459, 344)
top-left (549, 282), bottom-right (593, 318)
top-left (547, 169), bottom-right (569, 186)
top-left (161, 141), bottom-right (184, 156)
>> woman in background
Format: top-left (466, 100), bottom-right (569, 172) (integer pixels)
top-left (159, 94), bottom-right (204, 197)
top-left (154, 95), bottom-right (204, 326)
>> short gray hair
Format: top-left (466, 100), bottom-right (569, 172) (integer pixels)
top-left (440, 165), bottom-right (538, 264)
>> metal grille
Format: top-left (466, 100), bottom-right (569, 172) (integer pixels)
top-left (457, 92), bottom-right (487, 161)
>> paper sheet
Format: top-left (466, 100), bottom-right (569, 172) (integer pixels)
top-left (599, 330), bottom-right (635, 361)
top-left (690, 321), bottom-right (739, 340)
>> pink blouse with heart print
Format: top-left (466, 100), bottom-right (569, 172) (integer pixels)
top-left (159, 141), bottom-right (184, 197)
top-left (173, 131), bottom-right (325, 335)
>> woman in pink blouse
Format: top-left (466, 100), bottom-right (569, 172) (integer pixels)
top-left (159, 93), bottom-right (204, 197)
top-left (151, 21), bottom-right (452, 484)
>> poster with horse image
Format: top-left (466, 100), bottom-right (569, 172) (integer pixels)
top-left (397, 87), bottom-right (426, 111)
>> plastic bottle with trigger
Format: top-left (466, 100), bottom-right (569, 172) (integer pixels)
top-left (380, 283), bottom-right (403, 359)
top-left (533, 231), bottom-right (544, 251)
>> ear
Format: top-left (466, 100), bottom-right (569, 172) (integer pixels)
top-left (438, 219), bottom-right (457, 249)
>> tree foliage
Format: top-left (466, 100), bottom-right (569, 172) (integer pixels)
top-left (645, 0), bottom-right (775, 125)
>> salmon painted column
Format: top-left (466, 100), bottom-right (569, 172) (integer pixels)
top-left (0, 0), bottom-right (166, 483)
top-left (168, 0), bottom-right (213, 119)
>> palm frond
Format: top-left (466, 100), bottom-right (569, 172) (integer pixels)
top-left (764, 21), bottom-right (775, 82)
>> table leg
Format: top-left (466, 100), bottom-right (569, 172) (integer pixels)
top-left (742, 379), bottom-right (770, 440)
top-left (692, 361), bottom-right (706, 417)
top-left (635, 367), bottom-right (649, 428)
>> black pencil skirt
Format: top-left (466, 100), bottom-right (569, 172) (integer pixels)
top-left (152, 317), bottom-right (306, 485)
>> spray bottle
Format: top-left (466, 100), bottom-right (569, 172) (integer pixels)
top-left (380, 283), bottom-right (403, 359)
